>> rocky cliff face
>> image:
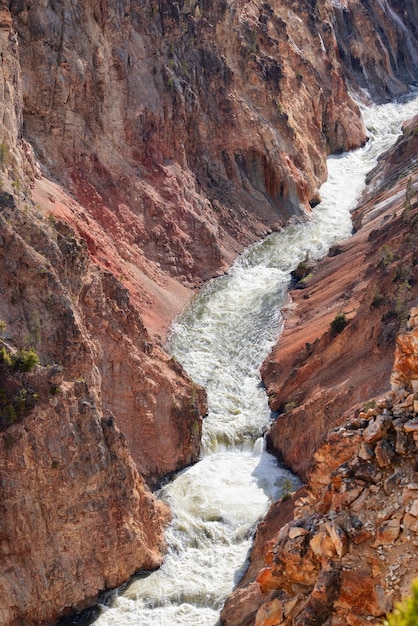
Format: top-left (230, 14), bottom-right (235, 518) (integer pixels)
top-left (0, 187), bottom-right (207, 623)
top-left (222, 307), bottom-right (418, 625)
top-left (0, 0), bottom-right (417, 623)
top-left (0, 374), bottom-right (170, 625)
top-left (262, 113), bottom-right (418, 481)
top-left (9, 0), bottom-right (418, 302)
top-left (221, 112), bottom-right (418, 626)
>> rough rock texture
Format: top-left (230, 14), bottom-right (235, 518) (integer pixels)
top-left (6, 0), bottom-right (418, 314)
top-left (0, 0), bottom-right (417, 623)
top-left (0, 374), bottom-right (170, 625)
top-left (222, 308), bottom-right (418, 625)
top-left (0, 192), bottom-right (206, 486)
top-left (0, 187), bottom-right (206, 623)
top-left (10, 0), bottom-right (369, 288)
top-left (262, 114), bottom-right (418, 481)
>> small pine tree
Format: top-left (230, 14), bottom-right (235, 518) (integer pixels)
top-left (384, 580), bottom-right (418, 626)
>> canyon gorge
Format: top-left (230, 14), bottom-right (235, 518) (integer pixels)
top-left (0, 0), bottom-right (418, 624)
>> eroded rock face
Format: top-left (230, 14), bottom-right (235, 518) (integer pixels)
top-left (0, 187), bottom-right (206, 622)
top-left (262, 114), bottom-right (418, 481)
top-left (0, 0), bottom-right (417, 623)
top-left (5, 0), bottom-right (398, 293)
top-left (0, 193), bottom-right (206, 486)
top-left (0, 379), bottom-right (170, 625)
top-left (223, 309), bottom-right (418, 625)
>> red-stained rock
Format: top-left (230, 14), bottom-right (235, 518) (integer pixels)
top-left (364, 414), bottom-right (393, 444)
top-left (255, 598), bottom-right (284, 626)
top-left (375, 517), bottom-right (402, 546)
top-left (0, 0), bottom-right (417, 623)
top-left (336, 571), bottom-right (390, 617)
top-left (0, 381), bottom-right (170, 625)
top-left (264, 120), bottom-right (418, 482)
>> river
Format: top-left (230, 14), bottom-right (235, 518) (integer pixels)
top-left (90, 92), bottom-right (418, 626)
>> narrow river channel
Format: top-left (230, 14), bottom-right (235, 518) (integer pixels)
top-left (92, 92), bottom-right (418, 626)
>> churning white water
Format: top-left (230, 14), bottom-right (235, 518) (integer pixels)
top-left (93, 92), bottom-right (418, 626)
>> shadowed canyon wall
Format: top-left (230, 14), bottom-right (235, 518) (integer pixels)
top-left (0, 0), bottom-right (417, 622)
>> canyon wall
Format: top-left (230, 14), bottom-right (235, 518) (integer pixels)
top-left (0, 0), bottom-right (417, 623)
top-left (221, 111), bottom-right (418, 626)
top-left (262, 113), bottom-right (418, 482)
top-left (223, 307), bottom-right (418, 626)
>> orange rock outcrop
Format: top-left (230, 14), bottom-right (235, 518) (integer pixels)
top-left (223, 309), bottom-right (418, 625)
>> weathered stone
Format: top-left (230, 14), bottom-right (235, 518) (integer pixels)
top-left (375, 517), bottom-right (401, 546)
top-left (47, 364), bottom-right (64, 386)
top-left (394, 423), bottom-right (412, 455)
top-left (384, 471), bottom-right (403, 495)
top-left (288, 526), bottom-right (310, 539)
top-left (332, 483), bottom-right (366, 510)
top-left (310, 529), bottom-right (338, 558)
top-left (353, 529), bottom-right (374, 545)
top-left (408, 500), bottom-right (418, 517)
top-left (364, 414), bottom-right (393, 444)
top-left (374, 439), bottom-right (395, 468)
top-left (358, 442), bottom-right (375, 461)
top-left (293, 562), bottom-right (341, 626)
top-left (256, 567), bottom-right (280, 594)
top-left (325, 523), bottom-right (349, 557)
top-left (255, 598), bottom-right (284, 626)
top-left (221, 582), bottom-right (266, 626)
top-left (404, 419), bottom-right (418, 433)
top-left (349, 456), bottom-right (380, 482)
top-left (402, 512), bottom-right (418, 534)
top-left (336, 571), bottom-right (390, 617)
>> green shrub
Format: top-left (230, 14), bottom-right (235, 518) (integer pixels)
top-left (378, 244), bottom-right (394, 268)
top-left (0, 346), bottom-right (12, 368)
top-left (280, 477), bottom-right (294, 502)
top-left (284, 400), bottom-right (296, 412)
top-left (3, 405), bottom-right (17, 424)
top-left (12, 349), bottom-right (40, 372)
top-left (371, 289), bottom-right (384, 308)
top-left (384, 579), bottom-right (418, 626)
top-left (330, 312), bottom-right (348, 334)
top-left (363, 399), bottom-right (377, 411)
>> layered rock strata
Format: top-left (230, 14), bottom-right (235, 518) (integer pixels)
top-left (222, 307), bottom-right (418, 625)
top-left (0, 0), bottom-right (417, 623)
top-left (262, 114), bottom-right (418, 481)
top-left (7, 0), bottom-right (418, 314)
top-left (0, 187), bottom-right (206, 623)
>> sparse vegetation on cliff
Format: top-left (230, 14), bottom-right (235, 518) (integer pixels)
top-left (330, 312), bottom-right (348, 334)
top-left (0, 341), bottom-right (41, 429)
top-left (384, 580), bottom-right (418, 626)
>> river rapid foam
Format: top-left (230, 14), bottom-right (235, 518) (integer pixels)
top-left (92, 91), bottom-right (418, 626)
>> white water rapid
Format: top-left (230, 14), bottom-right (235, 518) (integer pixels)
top-left (93, 92), bottom-right (418, 626)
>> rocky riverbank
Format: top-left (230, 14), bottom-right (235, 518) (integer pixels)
top-left (262, 113), bottom-right (418, 482)
top-left (0, 0), bottom-right (418, 622)
top-left (222, 113), bottom-right (418, 625)
top-left (223, 307), bottom-right (418, 625)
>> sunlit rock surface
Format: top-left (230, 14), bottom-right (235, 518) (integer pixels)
top-left (0, 0), bottom-right (417, 622)
top-left (223, 308), bottom-right (418, 625)
top-left (262, 114), bottom-right (418, 481)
